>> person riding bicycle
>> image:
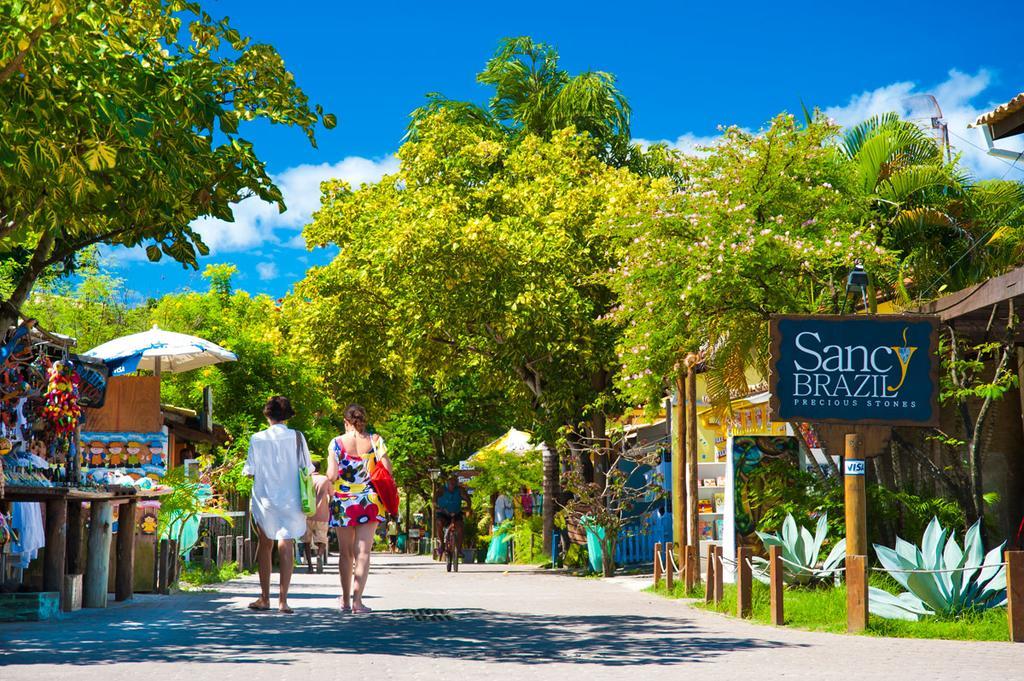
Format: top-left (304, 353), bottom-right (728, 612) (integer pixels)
top-left (435, 475), bottom-right (470, 559)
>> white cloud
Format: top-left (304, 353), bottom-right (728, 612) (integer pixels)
top-left (192, 155), bottom-right (400, 253)
top-left (634, 132), bottom-right (720, 157)
top-left (824, 68), bottom-right (1023, 179)
top-left (255, 261), bottom-right (279, 281)
top-left (646, 69), bottom-right (1024, 180)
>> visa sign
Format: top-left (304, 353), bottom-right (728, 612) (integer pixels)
top-left (769, 315), bottom-right (939, 427)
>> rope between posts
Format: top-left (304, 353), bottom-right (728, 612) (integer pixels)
top-left (774, 554), bottom-right (1008, 575)
top-left (776, 555), bottom-right (846, 574)
top-left (744, 558), bottom-right (770, 578)
top-left (869, 562), bottom-right (1007, 574)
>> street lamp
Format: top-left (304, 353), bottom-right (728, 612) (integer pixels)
top-left (844, 261), bottom-right (871, 314)
top-left (428, 468), bottom-right (441, 559)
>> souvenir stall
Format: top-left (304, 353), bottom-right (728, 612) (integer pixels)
top-left (83, 325), bottom-right (236, 588)
top-left (0, 318), bottom-right (151, 619)
top-left (695, 393), bottom-right (807, 584)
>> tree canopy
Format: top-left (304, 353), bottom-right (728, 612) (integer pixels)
top-left (296, 111), bottom-right (668, 443)
top-left (0, 0), bottom-right (333, 325)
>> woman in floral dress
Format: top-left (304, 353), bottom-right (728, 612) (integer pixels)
top-left (327, 403), bottom-right (392, 613)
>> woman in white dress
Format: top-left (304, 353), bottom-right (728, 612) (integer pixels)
top-left (243, 395), bottom-right (313, 613)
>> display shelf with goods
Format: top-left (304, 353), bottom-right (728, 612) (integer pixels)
top-left (694, 388), bottom-right (805, 584)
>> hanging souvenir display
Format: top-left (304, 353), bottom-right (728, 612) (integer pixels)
top-left (0, 319), bottom-right (99, 491)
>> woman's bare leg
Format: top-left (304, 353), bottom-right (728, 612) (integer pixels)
top-left (251, 524), bottom-right (273, 608)
top-left (337, 526), bottom-right (355, 608)
top-left (277, 538), bottom-right (294, 612)
top-left (353, 521), bottom-right (378, 610)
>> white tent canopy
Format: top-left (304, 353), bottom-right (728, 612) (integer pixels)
top-left (84, 324), bottom-right (237, 375)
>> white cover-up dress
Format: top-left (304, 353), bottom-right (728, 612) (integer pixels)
top-left (244, 424), bottom-right (313, 540)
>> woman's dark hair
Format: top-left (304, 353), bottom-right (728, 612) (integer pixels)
top-left (263, 395), bottom-right (295, 422)
top-left (344, 403), bottom-right (368, 433)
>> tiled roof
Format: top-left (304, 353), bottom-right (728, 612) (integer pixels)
top-left (970, 92), bottom-right (1024, 128)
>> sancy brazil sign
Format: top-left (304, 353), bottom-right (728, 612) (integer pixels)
top-left (769, 314), bottom-right (939, 426)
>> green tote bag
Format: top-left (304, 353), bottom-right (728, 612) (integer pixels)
top-left (296, 431), bottom-right (316, 516)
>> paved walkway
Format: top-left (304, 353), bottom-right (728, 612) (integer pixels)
top-left (1, 553), bottom-right (1020, 680)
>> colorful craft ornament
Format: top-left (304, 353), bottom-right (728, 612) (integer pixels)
top-left (42, 361), bottom-right (82, 436)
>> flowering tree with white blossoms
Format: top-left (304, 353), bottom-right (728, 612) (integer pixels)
top-left (606, 114), bottom-right (897, 407)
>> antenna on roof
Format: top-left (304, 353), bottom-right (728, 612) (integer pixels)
top-left (902, 94), bottom-right (951, 162)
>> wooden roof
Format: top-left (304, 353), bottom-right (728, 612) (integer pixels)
top-left (913, 266), bottom-right (1024, 340)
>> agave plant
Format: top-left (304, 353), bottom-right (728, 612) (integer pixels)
top-left (751, 514), bottom-right (846, 586)
top-left (870, 517), bottom-right (1007, 621)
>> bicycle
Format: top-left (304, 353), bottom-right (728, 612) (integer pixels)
top-left (442, 519), bottom-right (460, 572)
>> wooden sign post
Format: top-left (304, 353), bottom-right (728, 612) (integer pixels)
top-left (770, 314), bottom-right (940, 634)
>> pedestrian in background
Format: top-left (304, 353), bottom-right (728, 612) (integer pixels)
top-left (387, 516), bottom-right (400, 553)
top-left (328, 403), bottom-right (392, 614)
top-left (302, 459), bottom-right (333, 573)
top-left (244, 395), bottom-right (313, 614)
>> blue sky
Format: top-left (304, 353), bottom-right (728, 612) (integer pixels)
top-left (108, 0), bottom-right (1024, 298)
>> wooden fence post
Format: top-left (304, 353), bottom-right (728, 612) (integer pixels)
top-left (704, 546), bottom-right (716, 604)
top-left (653, 541), bottom-right (663, 589)
top-left (236, 536), bottom-right (245, 568)
top-left (1007, 551), bottom-right (1023, 643)
top-left (115, 499), bottom-right (137, 602)
top-left (84, 501), bottom-right (113, 609)
top-left (157, 539), bottom-right (170, 595)
top-left (737, 546), bottom-right (752, 619)
top-left (685, 544), bottom-right (697, 591)
top-left (244, 538), bottom-right (253, 570)
top-left (769, 545), bottom-right (784, 625)
top-left (43, 498), bottom-right (67, 593)
top-left (665, 542), bottom-right (675, 592)
top-left (847, 554), bottom-right (868, 633)
top-left (713, 545), bottom-right (724, 604)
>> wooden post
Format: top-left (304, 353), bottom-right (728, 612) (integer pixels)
top-left (844, 434), bottom-right (868, 557)
top-left (672, 377), bottom-right (686, 552)
top-left (1006, 551), bottom-right (1023, 643)
top-left (769, 545), bottom-right (784, 625)
top-left (713, 544), bottom-right (724, 604)
top-left (684, 368), bottom-right (699, 553)
top-left (84, 501), bottom-right (113, 608)
top-left (847, 554), bottom-right (868, 633)
top-left (236, 536), bottom-right (245, 568)
top-left (43, 498), bottom-right (67, 593)
top-left (665, 542), bottom-right (675, 591)
top-left (704, 546), bottom-right (716, 604)
top-left (685, 544), bottom-right (697, 592)
top-left (115, 499), bottom-right (137, 602)
top-left (168, 539), bottom-right (179, 586)
top-left (215, 536), bottom-right (226, 568)
top-left (244, 538), bottom-right (253, 570)
top-left (157, 539), bottom-right (170, 595)
top-left (653, 541), bottom-right (663, 588)
top-left (66, 501), bottom-right (84, 575)
top-left (737, 545), bottom-right (752, 618)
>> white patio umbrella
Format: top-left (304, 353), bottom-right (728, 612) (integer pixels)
top-left (84, 324), bottom-right (237, 375)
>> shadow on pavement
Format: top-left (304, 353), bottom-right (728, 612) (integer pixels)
top-left (0, 589), bottom-right (801, 667)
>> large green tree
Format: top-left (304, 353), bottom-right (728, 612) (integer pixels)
top-left (0, 0), bottom-right (334, 326)
top-left (295, 111), bottom-right (668, 548)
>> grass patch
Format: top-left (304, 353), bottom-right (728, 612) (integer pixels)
top-left (647, 577), bottom-right (1009, 641)
top-left (180, 561), bottom-right (251, 589)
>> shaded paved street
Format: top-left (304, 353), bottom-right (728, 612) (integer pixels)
top-left (1, 553), bottom-right (1020, 680)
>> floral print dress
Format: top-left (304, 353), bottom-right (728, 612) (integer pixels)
top-left (329, 434), bottom-right (386, 527)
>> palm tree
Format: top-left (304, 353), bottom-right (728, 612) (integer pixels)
top-left (408, 37), bottom-right (637, 166)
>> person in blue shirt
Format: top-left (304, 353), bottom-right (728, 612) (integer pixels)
top-left (435, 475), bottom-right (470, 561)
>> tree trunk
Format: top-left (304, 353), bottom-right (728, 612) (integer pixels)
top-left (590, 369), bottom-right (609, 491)
top-left (1, 229), bottom-right (55, 328)
top-left (542, 441), bottom-right (559, 555)
top-left (601, 535), bottom-right (617, 578)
